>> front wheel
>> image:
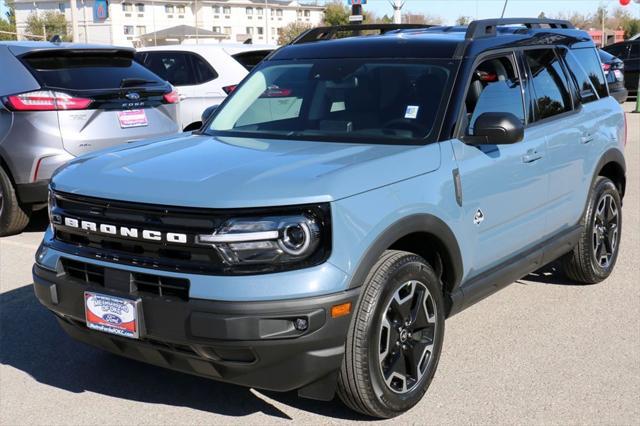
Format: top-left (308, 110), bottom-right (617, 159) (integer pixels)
top-left (337, 250), bottom-right (445, 418)
top-left (561, 177), bottom-right (622, 284)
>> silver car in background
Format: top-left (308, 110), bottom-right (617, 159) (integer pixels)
top-left (0, 42), bottom-right (181, 236)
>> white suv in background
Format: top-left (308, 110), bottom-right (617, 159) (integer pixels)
top-left (136, 44), bottom-right (275, 131)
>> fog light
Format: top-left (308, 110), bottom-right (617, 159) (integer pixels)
top-left (294, 318), bottom-right (308, 331)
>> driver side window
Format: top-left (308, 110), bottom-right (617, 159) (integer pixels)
top-left (465, 55), bottom-right (525, 135)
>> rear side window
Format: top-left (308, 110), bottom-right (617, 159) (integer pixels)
top-left (135, 51), bottom-right (218, 86)
top-left (524, 49), bottom-right (572, 121)
top-left (22, 51), bottom-right (165, 91)
top-left (232, 50), bottom-right (272, 71)
top-left (569, 48), bottom-right (608, 98)
top-left (559, 49), bottom-right (598, 103)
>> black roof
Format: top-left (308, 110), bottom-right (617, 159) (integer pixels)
top-left (268, 19), bottom-right (595, 61)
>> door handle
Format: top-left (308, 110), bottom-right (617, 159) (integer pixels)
top-left (522, 149), bottom-right (543, 163)
top-left (179, 93), bottom-right (188, 101)
top-left (581, 134), bottom-right (594, 144)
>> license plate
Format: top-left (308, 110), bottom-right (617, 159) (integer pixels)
top-left (117, 109), bottom-right (148, 128)
top-left (84, 292), bottom-right (140, 339)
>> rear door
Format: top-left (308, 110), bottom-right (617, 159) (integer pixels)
top-left (136, 50), bottom-right (220, 129)
top-left (520, 48), bottom-right (584, 235)
top-left (20, 49), bottom-right (180, 157)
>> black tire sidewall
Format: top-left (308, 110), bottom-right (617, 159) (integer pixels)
top-left (366, 258), bottom-right (445, 415)
top-left (584, 178), bottom-right (622, 280)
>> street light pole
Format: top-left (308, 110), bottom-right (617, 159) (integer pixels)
top-left (265, 0), bottom-right (270, 44)
top-left (69, 0), bottom-right (80, 42)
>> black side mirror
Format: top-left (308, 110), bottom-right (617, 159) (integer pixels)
top-left (201, 105), bottom-right (219, 124)
top-left (464, 112), bottom-right (524, 145)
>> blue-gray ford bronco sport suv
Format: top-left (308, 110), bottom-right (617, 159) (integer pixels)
top-left (33, 20), bottom-right (627, 418)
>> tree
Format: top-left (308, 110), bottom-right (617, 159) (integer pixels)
top-left (25, 11), bottom-right (69, 41)
top-left (323, 1), bottom-right (350, 26)
top-left (277, 21), bottom-right (312, 45)
top-left (0, 0), bottom-right (16, 41)
top-left (402, 13), bottom-right (442, 25)
top-left (537, 12), bottom-right (546, 20)
top-left (455, 16), bottom-right (471, 26)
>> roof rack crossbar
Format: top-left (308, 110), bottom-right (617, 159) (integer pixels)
top-left (290, 24), bottom-right (434, 45)
top-left (465, 18), bottom-right (574, 40)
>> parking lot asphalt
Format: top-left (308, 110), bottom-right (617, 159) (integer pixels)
top-left (1, 103), bottom-right (638, 425)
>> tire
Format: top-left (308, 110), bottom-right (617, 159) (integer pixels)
top-left (0, 167), bottom-right (31, 237)
top-left (561, 177), bottom-right (622, 284)
top-left (337, 250), bottom-right (445, 418)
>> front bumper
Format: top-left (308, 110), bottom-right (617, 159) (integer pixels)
top-left (33, 264), bottom-right (359, 399)
top-left (16, 181), bottom-right (49, 204)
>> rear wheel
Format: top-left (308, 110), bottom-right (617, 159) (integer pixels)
top-left (0, 167), bottom-right (31, 237)
top-left (337, 250), bottom-right (445, 418)
top-left (561, 177), bottom-right (622, 284)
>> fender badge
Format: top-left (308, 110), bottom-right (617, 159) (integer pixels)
top-left (473, 209), bottom-right (485, 225)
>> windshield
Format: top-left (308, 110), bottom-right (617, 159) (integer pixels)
top-left (207, 58), bottom-right (456, 144)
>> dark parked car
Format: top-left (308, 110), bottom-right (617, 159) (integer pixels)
top-left (599, 49), bottom-right (628, 103)
top-left (603, 40), bottom-right (639, 97)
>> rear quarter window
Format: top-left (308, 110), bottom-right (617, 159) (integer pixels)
top-left (559, 49), bottom-right (598, 103)
top-left (22, 51), bottom-right (166, 91)
top-left (569, 48), bottom-right (608, 99)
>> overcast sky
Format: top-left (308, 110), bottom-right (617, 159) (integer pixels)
top-left (1, 0), bottom-right (639, 25)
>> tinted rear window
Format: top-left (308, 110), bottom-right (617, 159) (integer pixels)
top-left (134, 51), bottom-right (218, 86)
top-left (22, 51), bottom-right (166, 91)
top-left (232, 50), bottom-right (272, 71)
top-left (570, 48), bottom-right (608, 99)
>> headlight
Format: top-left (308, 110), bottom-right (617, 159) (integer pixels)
top-left (196, 208), bottom-right (330, 269)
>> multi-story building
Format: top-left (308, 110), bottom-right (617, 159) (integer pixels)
top-left (13, 0), bottom-right (324, 46)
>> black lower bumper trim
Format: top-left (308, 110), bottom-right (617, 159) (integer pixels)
top-left (33, 264), bottom-right (359, 398)
top-left (16, 181), bottom-right (49, 204)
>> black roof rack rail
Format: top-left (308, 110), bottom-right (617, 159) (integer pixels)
top-left (291, 24), bottom-right (433, 45)
top-left (465, 18), bottom-right (574, 40)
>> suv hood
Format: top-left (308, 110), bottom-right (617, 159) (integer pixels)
top-left (52, 134), bottom-right (441, 208)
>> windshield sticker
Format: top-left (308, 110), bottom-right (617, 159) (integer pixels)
top-left (405, 105), bottom-right (419, 119)
top-left (330, 101), bottom-right (346, 112)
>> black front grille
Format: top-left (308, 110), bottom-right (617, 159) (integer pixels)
top-left (61, 258), bottom-right (105, 286)
top-left (49, 191), bottom-right (330, 275)
top-left (132, 272), bottom-right (190, 300)
top-left (61, 258), bottom-right (190, 300)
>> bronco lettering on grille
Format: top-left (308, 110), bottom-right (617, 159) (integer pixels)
top-left (61, 216), bottom-right (188, 244)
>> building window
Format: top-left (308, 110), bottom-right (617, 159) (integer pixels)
top-left (135, 3), bottom-right (144, 13)
top-left (246, 7), bottom-right (253, 15)
top-left (212, 5), bottom-right (220, 14)
top-left (58, 3), bottom-right (65, 12)
top-left (213, 26), bottom-right (221, 33)
top-left (223, 6), bottom-right (231, 15)
top-left (177, 5), bottom-right (185, 14)
top-left (246, 27), bottom-right (254, 35)
top-left (122, 3), bottom-right (133, 12)
top-left (124, 25), bottom-right (134, 35)
top-left (257, 27), bottom-right (264, 35)
top-left (297, 10), bottom-right (303, 17)
top-left (165, 4), bottom-right (174, 13)
top-left (271, 27), bottom-right (276, 35)
top-left (224, 26), bottom-right (231, 35)
top-left (276, 9), bottom-right (283, 17)
top-left (136, 25), bottom-right (146, 35)
top-left (304, 10), bottom-right (310, 17)
top-left (256, 8), bottom-right (263, 16)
